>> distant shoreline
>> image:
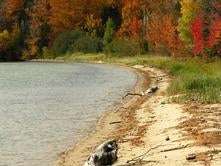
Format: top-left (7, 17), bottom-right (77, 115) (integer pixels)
top-left (29, 59), bottom-right (65, 63)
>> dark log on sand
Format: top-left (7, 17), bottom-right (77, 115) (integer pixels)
top-left (84, 140), bottom-right (118, 166)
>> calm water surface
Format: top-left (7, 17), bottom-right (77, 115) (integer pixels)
top-left (0, 62), bottom-right (137, 166)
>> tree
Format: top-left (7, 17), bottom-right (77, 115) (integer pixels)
top-left (190, 0), bottom-right (221, 56)
top-left (191, 15), bottom-right (204, 55)
top-left (207, 14), bottom-right (221, 49)
top-left (0, 30), bottom-right (11, 51)
top-left (119, 0), bottom-right (142, 39)
top-left (1, 0), bottom-right (24, 24)
top-left (0, 27), bottom-right (21, 60)
top-left (144, 0), bottom-right (182, 55)
top-left (103, 18), bottom-right (115, 46)
top-left (178, 0), bottom-right (201, 46)
top-left (49, 0), bottom-right (76, 36)
top-left (24, 0), bottom-right (51, 59)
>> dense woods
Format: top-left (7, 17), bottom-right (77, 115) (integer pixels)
top-left (0, 0), bottom-right (220, 60)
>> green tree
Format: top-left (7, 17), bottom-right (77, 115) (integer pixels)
top-left (52, 30), bottom-right (86, 55)
top-left (103, 18), bottom-right (115, 46)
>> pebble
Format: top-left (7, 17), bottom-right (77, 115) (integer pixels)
top-left (165, 136), bottom-right (170, 141)
top-left (186, 153), bottom-right (196, 160)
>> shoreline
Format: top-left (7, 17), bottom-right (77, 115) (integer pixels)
top-left (55, 62), bottom-right (221, 166)
top-left (27, 58), bottom-right (221, 165)
top-left (28, 60), bottom-right (146, 165)
top-left (55, 64), bottom-right (150, 166)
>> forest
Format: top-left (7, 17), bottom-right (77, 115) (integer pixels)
top-left (0, 0), bottom-right (220, 61)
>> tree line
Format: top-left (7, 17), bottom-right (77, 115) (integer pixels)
top-left (0, 0), bottom-right (220, 61)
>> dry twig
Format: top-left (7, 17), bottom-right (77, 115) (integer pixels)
top-left (123, 93), bottom-right (143, 99)
top-left (160, 144), bottom-right (190, 153)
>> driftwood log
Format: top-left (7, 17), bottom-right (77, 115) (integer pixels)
top-left (123, 85), bottom-right (159, 99)
top-left (145, 85), bottom-right (158, 94)
top-left (84, 140), bottom-right (118, 166)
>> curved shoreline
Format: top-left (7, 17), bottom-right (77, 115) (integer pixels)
top-left (55, 65), bottom-right (150, 166)
top-left (28, 60), bottom-right (221, 165)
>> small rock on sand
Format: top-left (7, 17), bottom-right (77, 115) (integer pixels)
top-left (186, 153), bottom-right (196, 161)
top-left (133, 65), bottom-right (144, 69)
top-left (165, 136), bottom-right (170, 141)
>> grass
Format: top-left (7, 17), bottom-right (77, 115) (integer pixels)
top-left (56, 53), bottom-right (221, 104)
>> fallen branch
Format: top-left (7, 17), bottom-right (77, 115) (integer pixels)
top-left (109, 121), bottom-right (122, 125)
top-left (116, 160), bottom-right (159, 166)
top-left (115, 106), bottom-right (127, 112)
top-left (119, 106), bottom-right (127, 110)
top-left (150, 75), bottom-right (167, 78)
top-left (123, 93), bottom-right (144, 99)
top-left (121, 145), bottom-right (162, 166)
top-left (123, 85), bottom-right (159, 99)
top-left (160, 144), bottom-right (189, 153)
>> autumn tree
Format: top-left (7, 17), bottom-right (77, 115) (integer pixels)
top-left (144, 0), bottom-right (182, 55)
top-left (207, 14), bottom-right (221, 50)
top-left (178, 0), bottom-right (201, 46)
top-left (203, 0), bottom-right (221, 56)
top-left (191, 15), bottom-right (204, 55)
top-left (119, 0), bottom-right (142, 39)
top-left (190, 0), bottom-right (221, 56)
top-left (49, 0), bottom-right (76, 37)
top-left (23, 0), bottom-right (51, 59)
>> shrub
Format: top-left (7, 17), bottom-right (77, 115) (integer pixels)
top-left (52, 30), bottom-right (86, 55)
top-left (72, 36), bottom-right (103, 53)
top-left (104, 39), bottom-right (140, 56)
top-left (0, 28), bottom-right (22, 61)
top-left (41, 47), bottom-right (56, 59)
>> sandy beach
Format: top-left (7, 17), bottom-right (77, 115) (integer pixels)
top-left (56, 64), bottom-right (221, 166)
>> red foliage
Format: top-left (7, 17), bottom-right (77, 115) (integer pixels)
top-left (207, 14), bottom-right (221, 48)
top-left (130, 18), bottom-right (142, 38)
top-left (191, 15), bottom-right (204, 55)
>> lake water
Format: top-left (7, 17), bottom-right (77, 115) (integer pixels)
top-left (0, 62), bottom-right (137, 166)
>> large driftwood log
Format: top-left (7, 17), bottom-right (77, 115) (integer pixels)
top-left (84, 140), bottom-right (118, 166)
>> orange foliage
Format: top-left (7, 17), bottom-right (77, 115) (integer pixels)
top-left (30, 0), bottom-right (51, 29)
top-left (2, 0), bottom-right (23, 18)
top-left (119, 0), bottom-right (142, 39)
top-left (49, 0), bottom-right (105, 35)
top-left (49, 0), bottom-right (76, 35)
top-left (148, 14), bottom-right (182, 55)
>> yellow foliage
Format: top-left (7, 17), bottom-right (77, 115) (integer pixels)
top-left (0, 30), bottom-right (10, 50)
top-left (178, 0), bottom-right (201, 45)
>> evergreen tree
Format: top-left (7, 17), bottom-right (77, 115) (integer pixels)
top-left (103, 18), bottom-right (115, 46)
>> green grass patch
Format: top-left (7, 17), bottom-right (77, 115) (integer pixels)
top-left (56, 53), bottom-right (221, 104)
